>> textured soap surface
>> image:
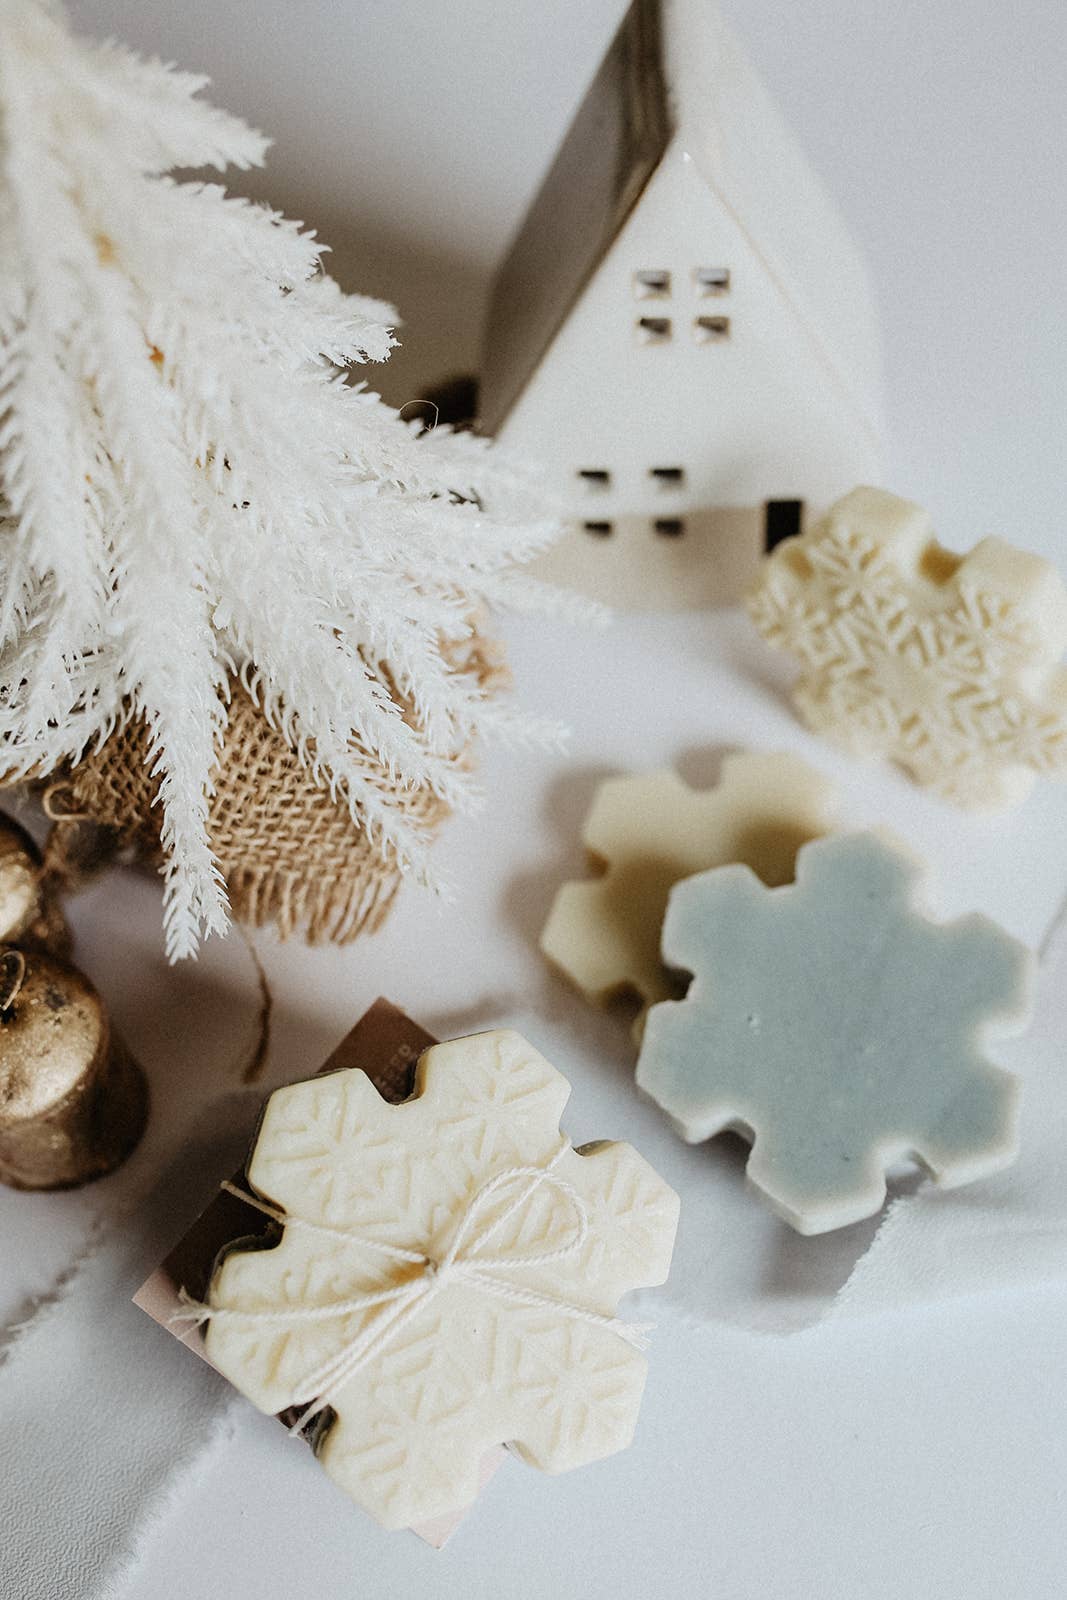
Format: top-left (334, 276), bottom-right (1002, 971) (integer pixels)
top-left (205, 1030), bottom-right (679, 1530)
top-left (636, 832), bottom-right (1032, 1234)
top-left (540, 751), bottom-right (837, 1030)
top-left (747, 486), bottom-right (1067, 808)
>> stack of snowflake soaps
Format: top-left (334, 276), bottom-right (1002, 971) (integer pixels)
top-left (139, 1001), bottom-right (681, 1543)
top-left (540, 750), bottom-right (1032, 1234)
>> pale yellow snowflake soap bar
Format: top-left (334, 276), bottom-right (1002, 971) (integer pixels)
top-left (202, 1030), bottom-right (679, 1531)
top-left (541, 751), bottom-right (837, 1032)
top-left (748, 486), bottom-right (1067, 807)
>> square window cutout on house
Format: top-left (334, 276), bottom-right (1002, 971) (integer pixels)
top-left (633, 269), bottom-right (671, 299)
top-left (650, 467), bottom-right (684, 488)
top-left (694, 315), bottom-right (730, 343)
top-left (583, 520), bottom-right (613, 538)
top-left (578, 469), bottom-right (611, 490)
top-left (694, 267), bottom-right (731, 295)
top-left (654, 518), bottom-right (685, 538)
top-left (636, 316), bottom-right (672, 345)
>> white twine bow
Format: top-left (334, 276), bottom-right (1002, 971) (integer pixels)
top-left (175, 1145), bottom-right (651, 1434)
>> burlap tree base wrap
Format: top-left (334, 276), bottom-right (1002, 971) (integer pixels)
top-left (55, 641), bottom-right (507, 944)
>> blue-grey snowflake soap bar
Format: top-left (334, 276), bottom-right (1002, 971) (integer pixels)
top-left (636, 832), bottom-right (1033, 1234)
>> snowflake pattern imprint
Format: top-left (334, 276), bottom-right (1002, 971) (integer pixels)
top-left (204, 1030), bottom-right (679, 1530)
top-left (746, 487), bottom-right (1067, 808)
top-left (636, 831), bottom-right (1033, 1235)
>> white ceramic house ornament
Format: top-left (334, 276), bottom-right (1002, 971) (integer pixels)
top-left (479, 0), bottom-right (885, 609)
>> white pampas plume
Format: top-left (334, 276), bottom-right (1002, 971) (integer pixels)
top-left (0, 0), bottom-right (588, 957)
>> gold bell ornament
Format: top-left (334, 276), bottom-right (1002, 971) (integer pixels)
top-left (0, 946), bottom-right (149, 1190)
top-left (0, 810), bottom-right (70, 957)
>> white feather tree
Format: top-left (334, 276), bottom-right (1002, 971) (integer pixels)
top-left (0, 0), bottom-right (580, 958)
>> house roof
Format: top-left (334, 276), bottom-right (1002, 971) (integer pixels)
top-left (479, 0), bottom-right (882, 447)
top-left (479, 0), bottom-right (669, 436)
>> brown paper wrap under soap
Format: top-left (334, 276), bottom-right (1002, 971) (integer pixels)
top-left (134, 997), bottom-right (505, 1547)
top-left (56, 633), bottom-right (508, 946)
top-left (141, 1000), bottom-right (436, 1325)
top-left (0, 950), bottom-right (148, 1189)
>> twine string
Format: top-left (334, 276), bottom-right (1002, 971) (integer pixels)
top-left (175, 1146), bottom-right (650, 1432)
top-left (0, 947), bottom-right (26, 1013)
top-left (41, 782), bottom-right (90, 823)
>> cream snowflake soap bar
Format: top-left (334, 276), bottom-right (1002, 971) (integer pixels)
top-left (747, 486), bottom-right (1067, 807)
top-left (199, 1029), bottom-right (679, 1531)
top-left (541, 751), bottom-right (837, 1034)
top-left (636, 832), bottom-right (1032, 1234)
